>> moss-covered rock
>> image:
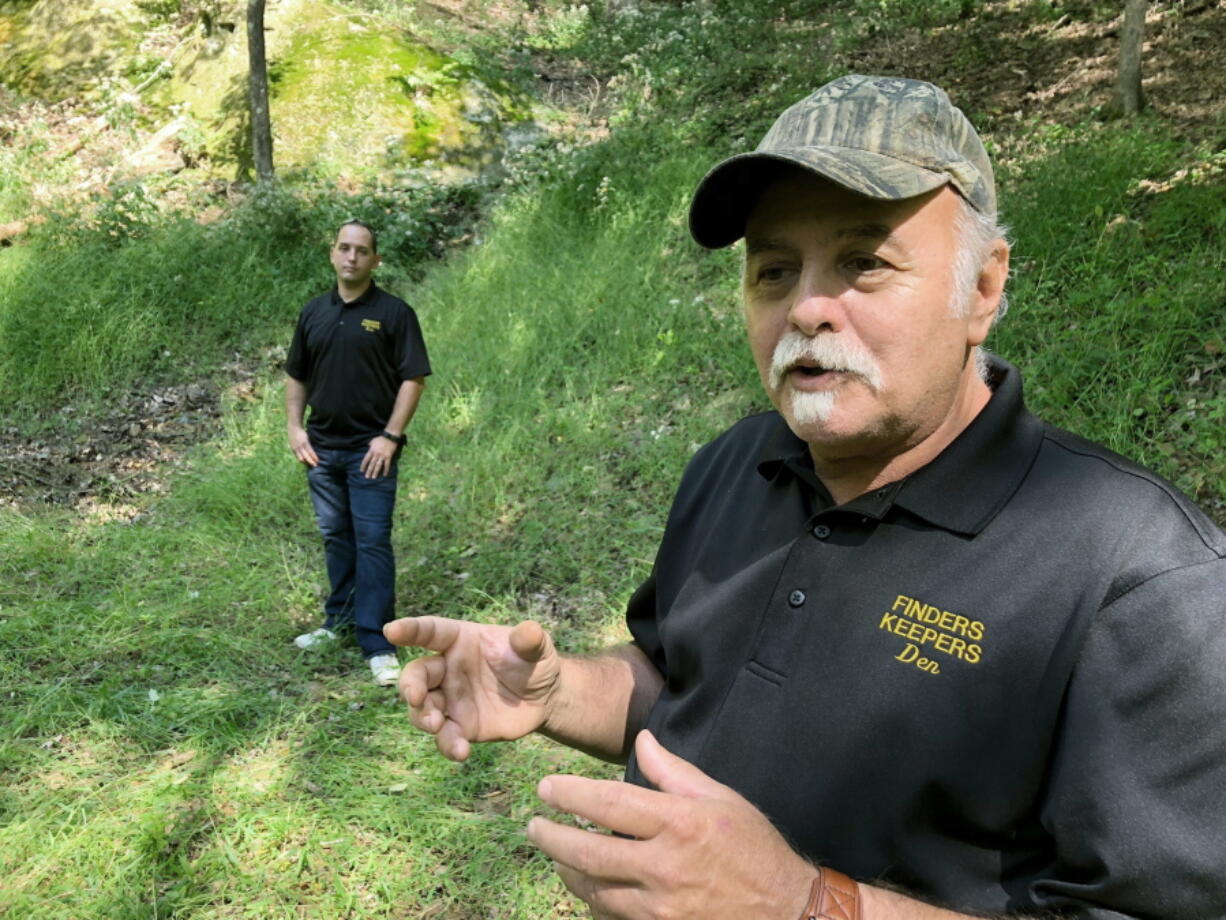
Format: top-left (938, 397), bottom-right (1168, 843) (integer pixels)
top-left (1, 0), bottom-right (533, 182)
top-left (158, 0), bottom-right (526, 180)
top-left (0, 0), bottom-right (145, 100)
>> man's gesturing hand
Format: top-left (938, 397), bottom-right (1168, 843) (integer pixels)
top-left (383, 617), bottom-right (562, 762)
top-left (526, 730), bottom-right (818, 920)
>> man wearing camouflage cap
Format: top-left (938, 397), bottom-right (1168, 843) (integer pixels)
top-left (386, 75), bottom-right (1226, 918)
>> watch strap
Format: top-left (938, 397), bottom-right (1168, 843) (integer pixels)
top-left (380, 430), bottom-right (406, 446)
top-left (800, 867), bottom-right (860, 920)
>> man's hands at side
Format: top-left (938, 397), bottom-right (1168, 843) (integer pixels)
top-left (527, 729), bottom-right (818, 920)
top-left (360, 433), bottom-right (399, 478)
top-left (285, 429), bottom-right (399, 477)
top-left (384, 616), bottom-right (562, 762)
top-left (287, 424), bottom-right (319, 468)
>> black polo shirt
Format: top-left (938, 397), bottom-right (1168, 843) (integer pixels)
top-left (625, 357), bottom-right (1226, 918)
top-left (285, 282), bottom-right (431, 450)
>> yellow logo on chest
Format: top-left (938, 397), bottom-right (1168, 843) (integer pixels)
top-left (878, 594), bottom-right (986, 676)
top-left (361, 319), bottom-right (382, 332)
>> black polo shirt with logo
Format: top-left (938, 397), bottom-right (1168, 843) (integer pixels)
top-left (625, 357), bottom-right (1226, 918)
top-left (285, 282), bottom-right (431, 451)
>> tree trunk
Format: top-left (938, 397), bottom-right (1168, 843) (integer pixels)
top-left (1107, 0), bottom-right (1148, 117)
top-left (247, 0), bottom-right (274, 182)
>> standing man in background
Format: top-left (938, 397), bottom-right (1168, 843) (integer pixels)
top-left (285, 219), bottom-right (430, 686)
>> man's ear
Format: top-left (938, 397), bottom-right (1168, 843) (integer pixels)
top-left (966, 239), bottom-right (1009, 347)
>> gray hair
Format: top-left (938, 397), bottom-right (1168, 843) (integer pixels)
top-left (951, 198), bottom-right (1010, 380)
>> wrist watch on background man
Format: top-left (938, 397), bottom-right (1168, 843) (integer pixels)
top-left (380, 430), bottom-right (407, 446)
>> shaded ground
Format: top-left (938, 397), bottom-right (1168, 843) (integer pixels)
top-left (0, 351), bottom-right (276, 517)
top-left (2, 0), bottom-right (1223, 514)
top-left (845, 0), bottom-right (1226, 137)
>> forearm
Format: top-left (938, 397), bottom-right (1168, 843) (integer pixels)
top-left (540, 642), bottom-right (663, 764)
top-left (858, 882), bottom-right (1055, 919)
top-left (384, 377), bottom-right (426, 436)
top-left (285, 375), bottom-right (309, 429)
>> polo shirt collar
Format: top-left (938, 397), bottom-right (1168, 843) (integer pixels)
top-left (330, 280), bottom-right (380, 308)
top-left (756, 356), bottom-right (1045, 536)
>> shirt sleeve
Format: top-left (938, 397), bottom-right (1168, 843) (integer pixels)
top-left (394, 305), bottom-right (432, 381)
top-left (285, 308), bottom-right (311, 381)
top-left (625, 570), bottom-right (666, 675)
top-left (1032, 556), bottom-right (1226, 918)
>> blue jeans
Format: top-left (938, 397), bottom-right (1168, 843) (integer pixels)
top-left (306, 448), bottom-right (398, 658)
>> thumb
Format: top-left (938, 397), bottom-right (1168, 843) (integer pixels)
top-left (634, 730), bottom-right (735, 801)
top-left (508, 620), bottom-right (552, 663)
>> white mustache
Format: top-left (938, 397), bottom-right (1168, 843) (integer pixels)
top-left (768, 332), bottom-right (883, 392)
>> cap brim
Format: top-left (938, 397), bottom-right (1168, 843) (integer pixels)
top-left (688, 147), bottom-right (951, 249)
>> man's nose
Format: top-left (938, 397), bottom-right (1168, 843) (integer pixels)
top-left (787, 273), bottom-right (847, 336)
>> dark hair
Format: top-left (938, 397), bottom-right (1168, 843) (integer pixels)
top-left (335, 219), bottom-right (378, 253)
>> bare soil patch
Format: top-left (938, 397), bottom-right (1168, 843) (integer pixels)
top-left (0, 353), bottom-right (276, 516)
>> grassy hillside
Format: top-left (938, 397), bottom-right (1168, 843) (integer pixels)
top-left (0, 0), bottom-right (1223, 917)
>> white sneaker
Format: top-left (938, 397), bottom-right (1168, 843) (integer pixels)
top-left (369, 653), bottom-right (400, 686)
top-left (294, 627), bottom-right (338, 650)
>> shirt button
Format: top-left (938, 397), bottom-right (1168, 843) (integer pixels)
top-left (788, 590), bottom-right (806, 608)
top-left (812, 524), bottom-right (831, 539)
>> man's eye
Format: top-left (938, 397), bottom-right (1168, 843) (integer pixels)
top-left (845, 255), bottom-right (887, 273)
top-left (756, 265), bottom-right (791, 284)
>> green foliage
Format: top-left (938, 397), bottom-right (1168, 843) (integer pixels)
top-left (570, 0), bottom-right (835, 142)
top-left (0, 0), bottom-right (1222, 916)
top-left (121, 50), bottom-right (167, 82)
top-left (135, 0), bottom-right (183, 21)
top-left (844, 0), bottom-right (978, 32)
top-left (525, 2), bottom-right (594, 50)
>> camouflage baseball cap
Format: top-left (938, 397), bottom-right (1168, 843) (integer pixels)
top-left (688, 74), bottom-right (996, 249)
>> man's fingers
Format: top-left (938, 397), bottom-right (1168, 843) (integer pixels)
top-left (384, 616), bottom-right (463, 652)
top-left (527, 816), bottom-right (643, 884)
top-left (552, 860), bottom-right (640, 918)
top-left (436, 719), bottom-right (472, 762)
top-left (633, 729), bottom-right (733, 801)
top-left (509, 620), bottom-right (551, 662)
top-left (399, 654), bottom-right (446, 707)
top-left (405, 690), bottom-right (446, 735)
top-left (536, 774), bottom-right (665, 841)
top-left (293, 445), bottom-right (319, 467)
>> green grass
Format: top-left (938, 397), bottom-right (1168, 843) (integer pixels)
top-left (0, 0), bottom-right (1223, 916)
top-left (995, 120), bottom-right (1226, 503)
top-left (0, 177), bottom-right (484, 417)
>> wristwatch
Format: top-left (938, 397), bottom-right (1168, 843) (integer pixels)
top-left (379, 430), bottom-right (407, 446)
